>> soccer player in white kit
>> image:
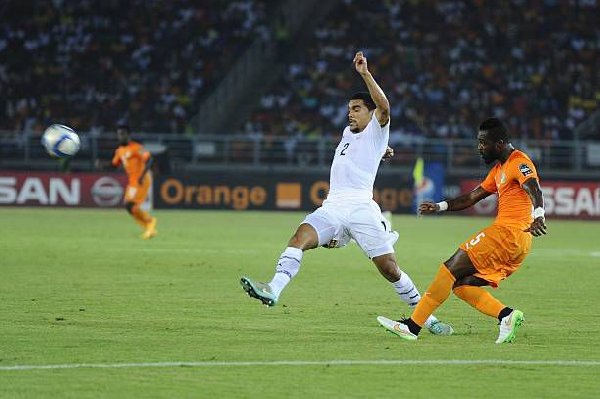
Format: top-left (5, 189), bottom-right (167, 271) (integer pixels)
top-left (240, 51), bottom-right (453, 335)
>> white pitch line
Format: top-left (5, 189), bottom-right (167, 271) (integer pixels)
top-left (1, 359), bottom-right (599, 371)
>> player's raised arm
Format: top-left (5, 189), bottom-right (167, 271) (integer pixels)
top-left (419, 186), bottom-right (493, 214)
top-left (354, 51), bottom-right (390, 126)
top-left (522, 178), bottom-right (547, 236)
top-left (94, 153), bottom-right (120, 171)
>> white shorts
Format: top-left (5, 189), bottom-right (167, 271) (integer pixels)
top-left (302, 199), bottom-right (399, 259)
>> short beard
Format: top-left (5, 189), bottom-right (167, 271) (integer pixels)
top-left (483, 154), bottom-right (497, 165)
top-left (350, 127), bottom-right (360, 133)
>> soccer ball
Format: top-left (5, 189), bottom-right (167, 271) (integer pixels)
top-left (41, 124), bottom-right (81, 157)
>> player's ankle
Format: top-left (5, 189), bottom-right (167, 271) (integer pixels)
top-left (404, 318), bottom-right (422, 335)
top-left (497, 307), bottom-right (513, 322)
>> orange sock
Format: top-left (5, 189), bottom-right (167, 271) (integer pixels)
top-left (411, 264), bottom-right (456, 327)
top-left (453, 285), bottom-right (505, 318)
top-left (131, 213), bottom-right (147, 229)
top-left (137, 209), bottom-right (152, 225)
top-left (131, 205), bottom-right (152, 229)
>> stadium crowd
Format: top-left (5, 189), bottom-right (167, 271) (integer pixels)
top-left (1, 0), bottom-right (273, 135)
top-left (241, 0), bottom-right (598, 145)
top-left (1, 0), bottom-right (597, 144)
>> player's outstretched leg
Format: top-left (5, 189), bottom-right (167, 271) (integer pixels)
top-left (239, 246), bottom-right (303, 307)
top-left (372, 254), bottom-right (453, 336)
top-left (240, 223), bottom-right (317, 306)
top-left (379, 249), bottom-right (505, 342)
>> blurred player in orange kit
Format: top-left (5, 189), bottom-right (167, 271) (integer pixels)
top-left (377, 117), bottom-right (547, 344)
top-left (110, 125), bottom-right (157, 239)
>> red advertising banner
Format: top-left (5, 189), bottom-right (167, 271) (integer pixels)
top-left (460, 179), bottom-right (600, 220)
top-left (0, 172), bottom-right (127, 207)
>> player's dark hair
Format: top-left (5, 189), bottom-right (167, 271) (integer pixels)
top-left (479, 117), bottom-right (510, 142)
top-left (116, 125), bottom-right (131, 134)
top-left (350, 92), bottom-right (376, 110)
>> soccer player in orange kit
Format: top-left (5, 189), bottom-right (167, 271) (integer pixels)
top-left (111, 126), bottom-right (157, 239)
top-left (377, 117), bottom-right (547, 344)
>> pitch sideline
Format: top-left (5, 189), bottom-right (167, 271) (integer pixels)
top-left (1, 359), bottom-right (600, 371)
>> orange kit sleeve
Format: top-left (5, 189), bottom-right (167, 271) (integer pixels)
top-left (511, 158), bottom-right (539, 187)
top-left (111, 148), bottom-right (121, 167)
top-left (480, 166), bottom-right (498, 193)
top-left (141, 148), bottom-right (151, 163)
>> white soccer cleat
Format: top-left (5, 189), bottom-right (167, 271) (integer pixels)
top-left (496, 310), bottom-right (524, 344)
top-left (376, 316), bottom-right (417, 341)
top-left (424, 319), bottom-right (454, 336)
top-left (240, 277), bottom-right (278, 307)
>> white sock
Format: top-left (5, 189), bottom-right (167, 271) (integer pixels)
top-left (269, 247), bottom-right (303, 297)
top-left (392, 272), bottom-right (421, 307)
top-left (392, 272), bottom-right (438, 327)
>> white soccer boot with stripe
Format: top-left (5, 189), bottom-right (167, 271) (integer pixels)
top-left (377, 316), bottom-right (418, 341)
top-left (496, 309), bottom-right (524, 344)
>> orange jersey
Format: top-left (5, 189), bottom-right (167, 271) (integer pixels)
top-left (111, 141), bottom-right (150, 184)
top-left (480, 149), bottom-right (539, 229)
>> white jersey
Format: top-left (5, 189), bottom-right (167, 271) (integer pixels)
top-left (327, 113), bottom-right (390, 202)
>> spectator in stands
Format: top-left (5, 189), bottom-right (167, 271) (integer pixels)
top-left (242, 0), bottom-right (598, 143)
top-left (1, 0), bottom-right (275, 134)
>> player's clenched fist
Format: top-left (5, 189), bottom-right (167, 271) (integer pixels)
top-left (354, 51), bottom-right (369, 75)
top-left (381, 146), bottom-right (394, 162)
top-left (418, 201), bottom-right (440, 215)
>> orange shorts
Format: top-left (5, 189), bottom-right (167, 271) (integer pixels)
top-left (124, 174), bottom-right (151, 204)
top-left (459, 223), bottom-right (532, 288)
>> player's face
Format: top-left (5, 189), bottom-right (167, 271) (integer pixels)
top-left (348, 100), bottom-right (372, 133)
top-left (117, 129), bottom-right (130, 146)
top-left (477, 131), bottom-right (500, 165)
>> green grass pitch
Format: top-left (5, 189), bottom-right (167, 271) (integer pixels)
top-left (0, 208), bottom-right (599, 398)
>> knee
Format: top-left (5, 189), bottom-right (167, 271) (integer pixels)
top-left (125, 202), bottom-right (135, 214)
top-left (288, 232), bottom-right (311, 250)
top-left (288, 233), bottom-right (302, 248)
top-left (287, 224), bottom-right (319, 250)
top-left (443, 250), bottom-right (475, 280)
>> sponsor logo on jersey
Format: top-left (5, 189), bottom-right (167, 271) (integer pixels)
top-left (519, 163), bottom-right (533, 177)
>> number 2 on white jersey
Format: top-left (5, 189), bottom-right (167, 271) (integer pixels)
top-left (466, 232), bottom-right (486, 249)
top-left (340, 143), bottom-right (349, 155)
